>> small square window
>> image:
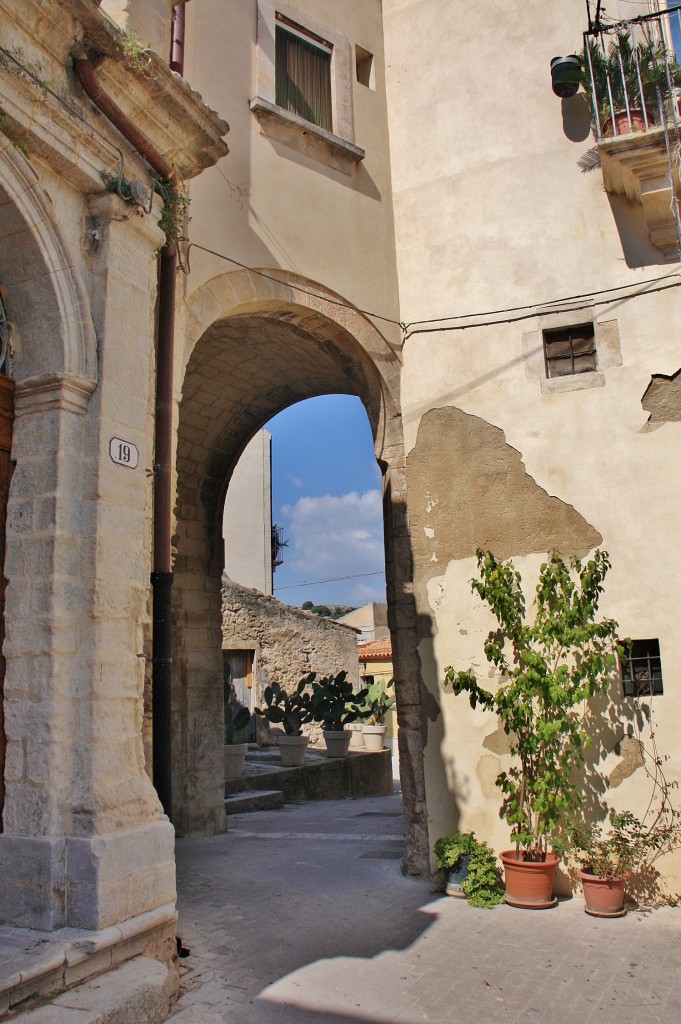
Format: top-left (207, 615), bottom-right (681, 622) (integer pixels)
top-left (621, 638), bottom-right (664, 698)
top-left (356, 45), bottom-right (375, 89)
top-left (543, 324), bottom-right (597, 379)
top-left (275, 16), bottom-right (332, 132)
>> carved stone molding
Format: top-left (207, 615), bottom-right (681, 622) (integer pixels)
top-left (599, 127), bottom-right (681, 260)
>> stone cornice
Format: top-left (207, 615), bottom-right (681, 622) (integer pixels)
top-left (0, 0), bottom-right (229, 185)
top-left (599, 127), bottom-right (680, 260)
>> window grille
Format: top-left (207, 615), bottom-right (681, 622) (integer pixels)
top-left (543, 324), bottom-right (597, 379)
top-left (275, 18), bottom-right (332, 132)
top-left (621, 638), bottom-right (664, 697)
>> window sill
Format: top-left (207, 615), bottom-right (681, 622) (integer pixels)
top-left (249, 97), bottom-right (365, 175)
top-left (540, 371), bottom-right (605, 395)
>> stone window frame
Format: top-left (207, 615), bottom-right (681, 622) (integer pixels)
top-left (250, 0), bottom-right (365, 175)
top-left (522, 307), bottom-right (622, 395)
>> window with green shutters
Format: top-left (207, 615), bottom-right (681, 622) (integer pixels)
top-left (275, 18), bottom-right (332, 132)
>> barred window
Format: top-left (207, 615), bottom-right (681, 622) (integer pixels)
top-left (543, 324), bottom-right (597, 379)
top-left (621, 639), bottom-right (663, 698)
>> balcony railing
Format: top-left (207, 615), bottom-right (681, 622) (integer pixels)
top-left (583, 8), bottom-right (681, 140)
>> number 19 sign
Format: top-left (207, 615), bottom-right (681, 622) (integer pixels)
top-left (109, 436), bottom-right (139, 469)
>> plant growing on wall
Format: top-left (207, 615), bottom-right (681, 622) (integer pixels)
top-left (443, 549), bottom-right (623, 860)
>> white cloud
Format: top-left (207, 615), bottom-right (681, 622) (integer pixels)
top-left (281, 490), bottom-right (385, 583)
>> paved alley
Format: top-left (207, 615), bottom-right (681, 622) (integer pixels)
top-left (170, 791), bottom-right (680, 1024)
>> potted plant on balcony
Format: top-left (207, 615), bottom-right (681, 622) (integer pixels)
top-left (254, 676), bottom-right (314, 766)
top-left (310, 671), bottom-right (368, 757)
top-left (572, 32), bottom-right (681, 137)
top-left (224, 704), bottom-right (252, 781)
top-left (359, 678), bottom-right (396, 752)
top-left (443, 549), bottom-right (622, 909)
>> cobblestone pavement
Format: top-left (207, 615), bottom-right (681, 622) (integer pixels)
top-left (171, 791), bottom-right (681, 1024)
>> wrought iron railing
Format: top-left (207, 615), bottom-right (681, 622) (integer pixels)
top-left (584, 8), bottom-right (681, 140)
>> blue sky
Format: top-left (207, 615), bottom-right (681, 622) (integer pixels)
top-left (266, 395), bottom-right (386, 609)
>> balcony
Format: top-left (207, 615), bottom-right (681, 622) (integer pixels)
top-left (581, 9), bottom-right (681, 259)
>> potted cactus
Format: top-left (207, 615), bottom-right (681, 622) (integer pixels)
top-left (310, 671), bottom-right (368, 757)
top-left (254, 676), bottom-right (315, 766)
top-left (360, 678), bottom-right (396, 752)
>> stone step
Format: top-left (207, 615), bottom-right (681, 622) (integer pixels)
top-left (10, 956), bottom-right (175, 1023)
top-left (225, 789), bottom-right (285, 815)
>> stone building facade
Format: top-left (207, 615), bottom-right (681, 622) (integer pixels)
top-left (1, 0), bottom-right (681, 1009)
top-left (222, 578), bottom-right (360, 746)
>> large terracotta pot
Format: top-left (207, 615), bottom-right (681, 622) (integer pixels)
top-left (602, 108), bottom-right (646, 136)
top-left (500, 850), bottom-right (559, 909)
top-left (580, 870), bottom-right (628, 918)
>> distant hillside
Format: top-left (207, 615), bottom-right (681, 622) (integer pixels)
top-left (301, 601), bottom-right (356, 620)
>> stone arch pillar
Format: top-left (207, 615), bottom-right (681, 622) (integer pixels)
top-left (0, 145), bottom-right (175, 930)
top-left (173, 271), bottom-right (430, 874)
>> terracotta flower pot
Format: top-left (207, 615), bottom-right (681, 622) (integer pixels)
top-left (602, 107), bottom-right (646, 136)
top-left (580, 869), bottom-right (628, 917)
top-left (500, 850), bottom-right (559, 909)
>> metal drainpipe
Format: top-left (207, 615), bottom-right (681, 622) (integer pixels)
top-left (170, 1), bottom-right (189, 75)
top-left (75, 56), bottom-right (177, 817)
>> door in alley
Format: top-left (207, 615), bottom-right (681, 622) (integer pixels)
top-left (223, 649), bottom-right (256, 742)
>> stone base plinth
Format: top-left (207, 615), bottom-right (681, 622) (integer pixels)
top-left (0, 820), bottom-right (176, 931)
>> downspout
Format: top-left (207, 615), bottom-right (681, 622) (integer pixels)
top-left (170, 1), bottom-right (189, 74)
top-left (75, 55), bottom-right (177, 817)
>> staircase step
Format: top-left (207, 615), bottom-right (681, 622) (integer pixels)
top-left (225, 789), bottom-right (285, 814)
top-left (10, 956), bottom-right (175, 1023)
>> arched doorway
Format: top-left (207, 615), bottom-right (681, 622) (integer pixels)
top-left (172, 271), bottom-right (429, 875)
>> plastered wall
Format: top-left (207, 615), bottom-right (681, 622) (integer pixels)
top-left (384, 0), bottom-right (681, 893)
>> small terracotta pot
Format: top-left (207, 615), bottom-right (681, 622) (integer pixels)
top-left (500, 850), bottom-right (559, 909)
top-left (580, 869), bottom-right (628, 917)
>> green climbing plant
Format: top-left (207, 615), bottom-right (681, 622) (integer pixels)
top-left (443, 549), bottom-right (624, 859)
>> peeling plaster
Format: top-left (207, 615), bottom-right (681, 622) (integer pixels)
top-left (641, 368), bottom-right (681, 423)
top-left (609, 736), bottom-right (645, 788)
top-left (407, 406), bottom-right (603, 639)
top-left (483, 725), bottom-right (509, 756)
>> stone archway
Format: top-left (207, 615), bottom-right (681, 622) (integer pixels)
top-left (173, 271), bottom-right (429, 875)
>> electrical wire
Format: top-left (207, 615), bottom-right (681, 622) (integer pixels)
top-left (404, 270), bottom-right (681, 327)
top-left (6, 45), bottom-right (681, 348)
top-left (404, 277), bottom-right (681, 340)
top-left (182, 241), bottom-right (403, 325)
top-left (274, 570), bottom-right (384, 591)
